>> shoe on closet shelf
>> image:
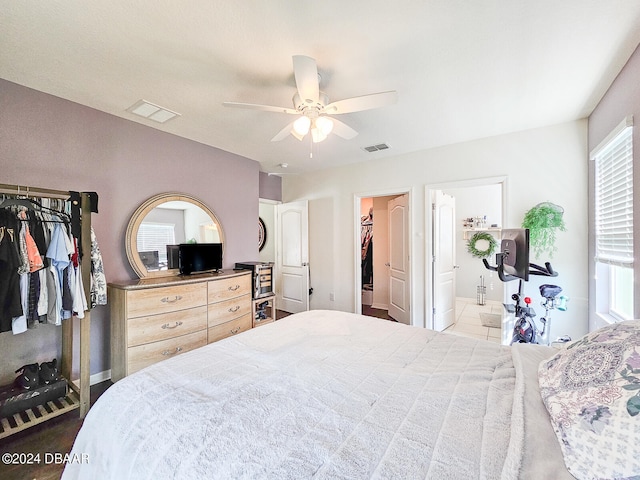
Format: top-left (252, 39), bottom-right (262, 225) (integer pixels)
top-left (14, 363), bottom-right (40, 390)
top-left (39, 359), bottom-right (59, 385)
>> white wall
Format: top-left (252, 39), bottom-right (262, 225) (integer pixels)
top-left (442, 184), bottom-right (502, 302)
top-left (283, 120), bottom-right (589, 340)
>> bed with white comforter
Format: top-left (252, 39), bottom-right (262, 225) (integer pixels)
top-left (62, 310), bottom-right (574, 479)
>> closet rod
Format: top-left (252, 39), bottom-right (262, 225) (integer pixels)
top-left (0, 183), bottom-right (70, 199)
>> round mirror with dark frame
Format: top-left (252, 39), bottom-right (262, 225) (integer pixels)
top-left (126, 193), bottom-right (225, 278)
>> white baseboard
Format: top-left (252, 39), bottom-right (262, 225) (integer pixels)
top-left (90, 369), bottom-right (111, 385)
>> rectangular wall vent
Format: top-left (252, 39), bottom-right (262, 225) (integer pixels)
top-left (363, 143), bottom-right (391, 153)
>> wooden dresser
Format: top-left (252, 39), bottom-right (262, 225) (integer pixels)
top-left (109, 270), bottom-right (251, 382)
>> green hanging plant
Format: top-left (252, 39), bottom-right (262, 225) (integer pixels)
top-left (521, 202), bottom-right (566, 258)
top-left (467, 231), bottom-right (498, 259)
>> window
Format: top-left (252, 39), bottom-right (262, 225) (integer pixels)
top-left (137, 222), bottom-right (176, 267)
top-left (592, 116), bottom-right (634, 322)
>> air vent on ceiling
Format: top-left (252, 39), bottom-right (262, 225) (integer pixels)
top-left (127, 100), bottom-right (180, 123)
top-left (363, 143), bottom-right (391, 153)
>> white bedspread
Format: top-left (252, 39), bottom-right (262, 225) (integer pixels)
top-left (63, 310), bottom-right (571, 480)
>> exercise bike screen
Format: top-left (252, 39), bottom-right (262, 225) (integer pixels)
top-left (501, 228), bottom-right (530, 281)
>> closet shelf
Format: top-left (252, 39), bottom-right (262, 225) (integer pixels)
top-left (0, 380), bottom-right (80, 439)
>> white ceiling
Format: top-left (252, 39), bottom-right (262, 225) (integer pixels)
top-left (3, 1), bottom-right (640, 174)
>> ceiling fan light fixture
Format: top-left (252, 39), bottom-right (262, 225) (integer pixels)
top-left (290, 129), bottom-right (305, 141)
top-left (311, 127), bottom-right (327, 143)
top-left (293, 116), bottom-right (311, 136)
top-left (224, 56), bottom-right (397, 146)
top-left (316, 116), bottom-right (334, 136)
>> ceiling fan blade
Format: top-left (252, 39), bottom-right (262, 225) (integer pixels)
top-left (325, 91), bottom-right (398, 114)
top-left (270, 120), bottom-right (301, 142)
top-left (292, 55), bottom-right (320, 104)
top-left (331, 118), bottom-right (358, 140)
top-left (223, 101), bottom-right (297, 115)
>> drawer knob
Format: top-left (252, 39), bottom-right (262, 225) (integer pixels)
top-left (228, 305), bottom-right (240, 313)
top-left (162, 347), bottom-right (183, 356)
top-left (161, 295), bottom-right (183, 304)
top-left (230, 327), bottom-right (241, 334)
top-left (228, 285), bottom-right (240, 291)
top-left (161, 321), bottom-right (183, 330)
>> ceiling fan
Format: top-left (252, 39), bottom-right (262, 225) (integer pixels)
top-left (223, 55), bottom-right (397, 143)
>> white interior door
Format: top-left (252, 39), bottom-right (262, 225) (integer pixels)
top-left (387, 194), bottom-right (410, 324)
top-left (276, 201), bottom-right (309, 314)
top-left (432, 191), bottom-right (456, 331)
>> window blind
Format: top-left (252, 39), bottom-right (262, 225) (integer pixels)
top-left (594, 124), bottom-right (633, 267)
top-left (136, 223), bottom-right (176, 263)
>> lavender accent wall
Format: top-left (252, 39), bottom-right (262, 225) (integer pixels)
top-left (259, 171), bottom-right (282, 201)
top-left (0, 79), bottom-right (261, 382)
top-left (587, 43), bottom-right (640, 329)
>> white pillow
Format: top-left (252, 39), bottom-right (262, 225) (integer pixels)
top-left (538, 320), bottom-right (640, 480)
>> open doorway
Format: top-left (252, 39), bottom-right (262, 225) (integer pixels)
top-left (426, 177), bottom-right (506, 340)
top-left (355, 190), bottom-right (411, 324)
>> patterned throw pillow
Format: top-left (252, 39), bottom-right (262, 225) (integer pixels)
top-left (538, 320), bottom-right (640, 480)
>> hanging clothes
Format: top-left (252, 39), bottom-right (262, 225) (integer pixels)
top-left (361, 214), bottom-right (373, 286)
top-left (46, 222), bottom-right (71, 326)
top-left (0, 193), bottom-right (99, 334)
top-left (13, 273), bottom-right (29, 334)
top-left (90, 226), bottom-right (107, 308)
top-left (0, 220), bottom-right (23, 333)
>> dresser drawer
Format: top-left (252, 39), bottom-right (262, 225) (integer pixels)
top-left (208, 295), bottom-right (251, 327)
top-left (207, 314), bottom-right (252, 344)
top-left (207, 274), bottom-right (251, 303)
top-left (127, 306), bottom-right (207, 348)
top-left (127, 330), bottom-right (207, 375)
top-left (126, 283), bottom-right (207, 318)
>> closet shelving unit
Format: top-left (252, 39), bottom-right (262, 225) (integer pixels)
top-left (0, 183), bottom-right (93, 439)
top-left (252, 294), bottom-right (276, 328)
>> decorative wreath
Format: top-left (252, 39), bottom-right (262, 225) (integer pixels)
top-left (467, 231), bottom-right (498, 259)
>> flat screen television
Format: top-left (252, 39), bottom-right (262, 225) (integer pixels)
top-left (178, 243), bottom-right (223, 275)
top-left (500, 228), bottom-right (530, 281)
top-left (166, 245), bottom-right (180, 269)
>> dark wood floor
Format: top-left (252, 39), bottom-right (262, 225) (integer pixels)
top-left (362, 304), bottom-right (396, 321)
top-left (0, 381), bottom-right (112, 480)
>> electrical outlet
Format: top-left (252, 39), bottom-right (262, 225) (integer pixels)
top-left (329, 293), bottom-right (335, 301)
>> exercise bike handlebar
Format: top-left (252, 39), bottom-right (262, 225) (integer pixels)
top-left (529, 262), bottom-right (557, 277)
top-left (482, 258), bottom-right (497, 272)
top-left (482, 257), bottom-right (558, 281)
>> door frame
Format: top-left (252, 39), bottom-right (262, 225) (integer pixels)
top-left (353, 187), bottom-right (414, 323)
top-left (425, 176), bottom-right (508, 330)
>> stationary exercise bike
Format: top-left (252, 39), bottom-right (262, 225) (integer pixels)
top-left (506, 282), bottom-right (569, 345)
top-left (483, 229), bottom-right (568, 346)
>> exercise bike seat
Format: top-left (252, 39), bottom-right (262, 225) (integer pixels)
top-left (539, 284), bottom-right (562, 299)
